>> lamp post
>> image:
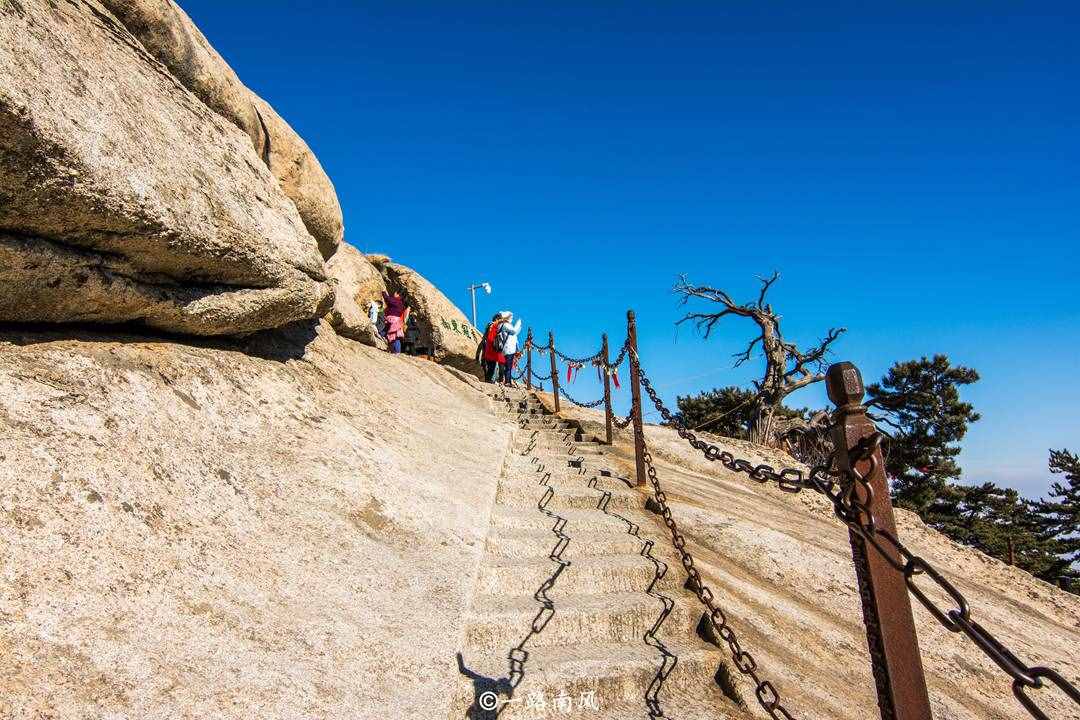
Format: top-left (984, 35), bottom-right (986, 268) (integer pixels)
top-left (468, 282), bottom-right (492, 328)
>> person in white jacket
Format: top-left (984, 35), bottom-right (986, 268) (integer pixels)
top-left (496, 312), bottom-right (523, 385)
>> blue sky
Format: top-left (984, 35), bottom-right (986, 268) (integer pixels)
top-left (180, 1), bottom-right (1078, 497)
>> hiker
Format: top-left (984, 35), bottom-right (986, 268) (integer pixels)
top-left (496, 312), bottom-right (523, 386)
top-left (382, 291), bottom-right (410, 354)
top-left (480, 313), bottom-right (503, 382)
top-left (367, 299), bottom-right (381, 328)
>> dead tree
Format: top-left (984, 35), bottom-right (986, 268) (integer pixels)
top-left (675, 272), bottom-right (845, 447)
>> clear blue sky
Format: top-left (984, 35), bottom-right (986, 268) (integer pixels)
top-left (180, 1), bottom-right (1078, 497)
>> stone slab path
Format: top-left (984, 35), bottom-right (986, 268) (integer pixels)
top-left (449, 388), bottom-right (750, 719)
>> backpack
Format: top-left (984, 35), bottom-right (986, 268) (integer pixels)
top-left (494, 325), bottom-right (511, 353)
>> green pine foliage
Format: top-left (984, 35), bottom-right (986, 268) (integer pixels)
top-left (865, 355), bottom-right (980, 514)
top-left (673, 386), bottom-right (806, 439)
top-left (865, 355), bottom-right (1075, 593)
top-left (675, 357), bottom-right (1076, 593)
top-left (1034, 449), bottom-right (1080, 591)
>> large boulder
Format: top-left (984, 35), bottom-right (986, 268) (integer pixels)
top-left (0, 0), bottom-right (332, 336)
top-left (325, 243), bottom-right (387, 348)
top-left (373, 259), bottom-right (483, 374)
top-left (97, 0), bottom-right (344, 259)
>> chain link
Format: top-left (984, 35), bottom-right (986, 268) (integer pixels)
top-left (607, 339), bottom-right (630, 369)
top-left (530, 368), bottom-right (552, 382)
top-left (613, 413), bottom-right (634, 429)
top-left (552, 345), bottom-right (602, 364)
top-left (629, 349), bottom-right (1080, 720)
top-left (557, 386), bottom-right (606, 408)
top-left (638, 438), bottom-right (797, 719)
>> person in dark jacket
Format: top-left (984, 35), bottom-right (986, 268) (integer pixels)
top-left (382, 291), bottom-right (410, 354)
top-left (480, 313), bottom-right (503, 382)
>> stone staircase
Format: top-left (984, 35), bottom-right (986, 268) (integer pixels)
top-left (449, 388), bottom-right (750, 719)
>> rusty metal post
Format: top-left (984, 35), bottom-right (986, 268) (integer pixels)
top-left (601, 333), bottom-right (613, 445)
top-left (549, 330), bottom-right (560, 413)
top-left (627, 310), bottom-right (646, 487)
top-left (827, 362), bottom-right (933, 720)
top-left (525, 328), bottom-right (533, 391)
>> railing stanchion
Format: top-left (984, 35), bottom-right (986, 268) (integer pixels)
top-left (627, 310), bottom-right (646, 487)
top-left (549, 330), bottom-right (561, 413)
top-left (525, 328), bottom-right (533, 391)
top-left (827, 362), bottom-right (933, 720)
top-left (601, 333), bottom-right (613, 444)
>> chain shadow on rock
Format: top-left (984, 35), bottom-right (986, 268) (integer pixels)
top-left (594, 481), bottom-right (678, 717)
top-left (455, 392), bottom-right (573, 718)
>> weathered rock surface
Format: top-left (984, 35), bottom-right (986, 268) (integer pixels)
top-left (374, 258), bottom-right (483, 374)
top-left (98, 0), bottom-right (344, 259)
top-left (0, 0), bottom-right (332, 336)
top-left (325, 243), bottom-right (387, 348)
top-left (0, 321), bottom-right (507, 720)
top-left (546, 397), bottom-right (1080, 720)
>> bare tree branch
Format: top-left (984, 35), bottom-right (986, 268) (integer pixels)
top-left (756, 271), bottom-right (780, 310)
top-left (673, 273), bottom-right (847, 447)
top-left (732, 334), bottom-right (763, 367)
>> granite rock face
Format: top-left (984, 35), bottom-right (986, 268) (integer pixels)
top-left (0, 0), bottom-right (332, 336)
top-left (0, 321), bottom-right (508, 720)
top-left (375, 258), bottom-right (484, 374)
top-left (325, 243), bottom-right (387, 348)
top-left (98, 0), bottom-right (345, 259)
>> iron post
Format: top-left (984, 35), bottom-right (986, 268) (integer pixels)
top-left (549, 330), bottom-right (560, 413)
top-left (627, 310), bottom-right (646, 487)
top-left (827, 361), bottom-right (933, 720)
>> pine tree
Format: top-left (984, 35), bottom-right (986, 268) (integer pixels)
top-left (673, 386), bottom-right (807, 439)
top-left (1034, 449), bottom-right (1080, 591)
top-left (924, 483), bottom-right (1058, 579)
top-left (865, 355), bottom-right (980, 514)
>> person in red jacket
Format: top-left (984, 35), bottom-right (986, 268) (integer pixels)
top-left (481, 313), bottom-right (504, 382)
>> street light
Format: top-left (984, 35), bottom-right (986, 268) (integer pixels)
top-left (468, 282), bottom-right (492, 328)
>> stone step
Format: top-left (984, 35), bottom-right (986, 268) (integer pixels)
top-left (463, 591), bottom-right (696, 652)
top-left (492, 483), bottom-right (641, 513)
top-left (485, 527), bottom-right (658, 560)
top-left (490, 505), bottom-right (658, 536)
top-left (498, 468), bottom-right (634, 499)
top-left (449, 639), bottom-right (737, 719)
top-left (472, 552), bottom-right (682, 597)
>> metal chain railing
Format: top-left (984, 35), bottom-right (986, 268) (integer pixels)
top-left (531, 368), bottom-right (552, 383)
top-left (557, 386), bottom-right (605, 409)
top-left (634, 420), bottom-right (797, 718)
top-left (607, 339), bottom-right (630, 369)
top-left (629, 349), bottom-right (1080, 720)
top-left (613, 413), bottom-right (633, 429)
top-left (552, 345), bottom-right (602, 364)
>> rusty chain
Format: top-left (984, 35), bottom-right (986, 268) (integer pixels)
top-left (638, 437), bottom-right (797, 719)
top-left (613, 413), bottom-right (633, 430)
top-left (557, 386), bottom-right (605, 409)
top-left (552, 344), bottom-right (602, 364)
top-left (530, 368), bottom-right (552, 383)
top-left (607, 339), bottom-right (630, 369)
top-left (629, 349), bottom-right (1080, 720)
